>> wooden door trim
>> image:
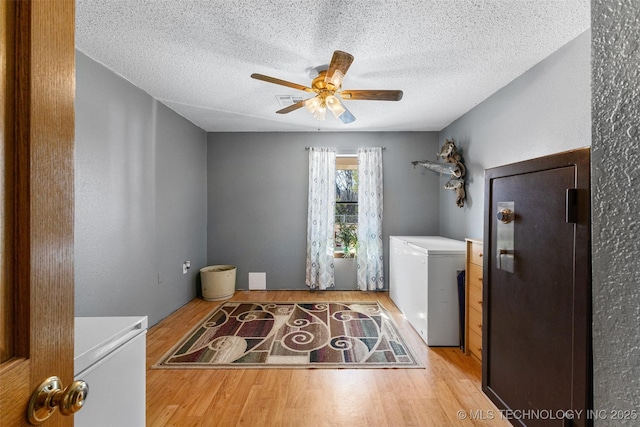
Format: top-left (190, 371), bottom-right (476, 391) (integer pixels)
top-left (482, 148), bottom-right (592, 423)
top-left (25, 0), bottom-right (76, 400)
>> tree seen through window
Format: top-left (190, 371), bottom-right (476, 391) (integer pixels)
top-left (335, 162), bottom-right (358, 256)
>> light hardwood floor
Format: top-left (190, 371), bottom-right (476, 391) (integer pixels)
top-left (146, 291), bottom-right (511, 426)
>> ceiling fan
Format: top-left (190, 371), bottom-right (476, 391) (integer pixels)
top-left (251, 50), bottom-right (403, 124)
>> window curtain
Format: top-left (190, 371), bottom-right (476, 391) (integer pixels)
top-left (306, 147), bottom-right (336, 290)
top-left (357, 147), bottom-right (384, 290)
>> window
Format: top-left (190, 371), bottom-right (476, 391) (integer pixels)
top-left (335, 156), bottom-right (358, 256)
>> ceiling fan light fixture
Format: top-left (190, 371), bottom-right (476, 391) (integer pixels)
top-left (313, 105), bottom-right (327, 121)
top-left (305, 97), bottom-right (321, 113)
top-left (325, 95), bottom-right (346, 118)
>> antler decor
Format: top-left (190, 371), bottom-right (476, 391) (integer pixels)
top-left (412, 139), bottom-right (466, 208)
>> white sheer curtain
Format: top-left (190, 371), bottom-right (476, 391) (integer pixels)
top-left (357, 147), bottom-right (384, 290)
top-left (306, 147), bottom-right (336, 290)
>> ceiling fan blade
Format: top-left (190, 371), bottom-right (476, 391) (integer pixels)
top-left (251, 73), bottom-right (314, 92)
top-left (340, 90), bottom-right (403, 101)
top-left (325, 50), bottom-right (354, 86)
top-left (338, 104), bottom-right (356, 124)
top-left (276, 99), bottom-right (306, 114)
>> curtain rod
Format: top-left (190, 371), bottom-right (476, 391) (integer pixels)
top-left (304, 147), bottom-right (386, 150)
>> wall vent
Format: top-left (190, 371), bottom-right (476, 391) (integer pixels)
top-left (248, 272), bottom-right (266, 290)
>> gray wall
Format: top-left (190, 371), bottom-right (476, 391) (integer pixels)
top-left (592, 0), bottom-right (640, 423)
top-left (438, 30), bottom-right (591, 241)
top-left (207, 132), bottom-right (440, 290)
top-left (75, 51), bottom-right (208, 326)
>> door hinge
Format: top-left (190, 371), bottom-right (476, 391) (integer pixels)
top-left (565, 188), bottom-right (578, 223)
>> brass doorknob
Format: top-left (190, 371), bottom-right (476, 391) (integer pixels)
top-left (27, 376), bottom-right (89, 425)
top-left (497, 208), bottom-right (513, 224)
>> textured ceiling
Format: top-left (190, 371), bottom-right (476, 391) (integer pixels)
top-left (75, 0), bottom-right (590, 132)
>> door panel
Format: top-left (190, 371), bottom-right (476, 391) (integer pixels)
top-left (1, 0), bottom-right (16, 365)
top-left (483, 149), bottom-right (591, 427)
top-left (0, 1), bottom-right (75, 426)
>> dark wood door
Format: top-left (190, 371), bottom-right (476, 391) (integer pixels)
top-left (483, 149), bottom-right (591, 427)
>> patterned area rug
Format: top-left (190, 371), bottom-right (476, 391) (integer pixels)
top-left (155, 302), bottom-right (422, 369)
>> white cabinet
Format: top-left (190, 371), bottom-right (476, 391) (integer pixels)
top-left (75, 316), bottom-right (147, 427)
top-left (389, 236), bottom-right (409, 313)
top-left (389, 236), bottom-right (465, 346)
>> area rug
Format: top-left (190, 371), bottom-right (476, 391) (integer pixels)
top-left (154, 301), bottom-right (422, 369)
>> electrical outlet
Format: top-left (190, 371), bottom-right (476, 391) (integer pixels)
top-left (182, 261), bottom-right (191, 275)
